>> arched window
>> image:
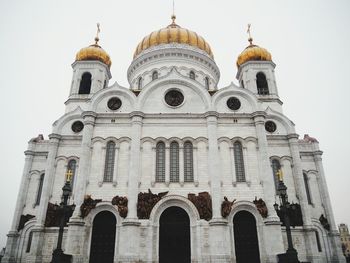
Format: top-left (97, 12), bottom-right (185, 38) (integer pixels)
top-left (205, 77), bottom-right (210, 89)
top-left (303, 172), bottom-right (312, 204)
top-left (256, 72), bottom-right (269, 95)
top-left (241, 80), bottom-right (245, 89)
top-left (271, 159), bottom-right (281, 192)
top-left (78, 72), bottom-right (92, 94)
top-left (138, 77), bottom-right (143, 89)
top-left (184, 141), bottom-right (194, 182)
top-left (35, 173), bottom-right (44, 206)
top-left (170, 142), bottom-right (179, 182)
top-left (233, 142), bottom-right (246, 182)
top-left (152, 71), bottom-right (158, 80)
top-left (26, 231), bottom-right (33, 253)
top-left (104, 141), bottom-right (116, 182)
top-left (67, 160), bottom-right (77, 188)
top-left (156, 142), bottom-right (165, 182)
top-left (189, 71), bottom-right (195, 80)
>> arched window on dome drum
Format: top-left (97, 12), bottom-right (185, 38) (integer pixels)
top-left (271, 159), bottom-right (281, 193)
top-left (303, 172), bottom-right (312, 204)
top-left (189, 71), bottom-right (195, 80)
top-left (170, 142), bottom-right (179, 182)
top-left (256, 72), bottom-right (269, 95)
top-left (184, 141), bottom-right (194, 182)
top-left (152, 71), bottom-right (158, 81)
top-left (233, 141), bottom-right (246, 182)
top-left (138, 77), bottom-right (143, 89)
top-left (103, 141), bottom-right (116, 182)
top-left (205, 77), bottom-right (210, 89)
top-left (35, 173), bottom-right (45, 206)
top-left (66, 160), bottom-right (77, 190)
top-left (156, 142), bottom-right (165, 182)
top-left (78, 72), bottom-right (92, 94)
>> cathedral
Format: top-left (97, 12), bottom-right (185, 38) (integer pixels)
top-left (2, 15), bottom-right (346, 263)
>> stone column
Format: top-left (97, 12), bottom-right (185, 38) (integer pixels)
top-left (27, 133), bottom-right (61, 263)
top-left (314, 151), bottom-right (345, 262)
top-left (206, 112), bottom-right (230, 261)
top-left (2, 146), bottom-right (35, 263)
top-left (253, 112), bottom-right (284, 261)
top-left (65, 111), bottom-right (96, 261)
top-left (119, 112), bottom-right (143, 262)
top-left (287, 134), bottom-right (314, 261)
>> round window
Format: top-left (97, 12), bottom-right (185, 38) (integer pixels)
top-left (107, 97), bottom-right (122, 110)
top-left (227, 97), bottom-right (241, 110)
top-left (165, 89), bottom-right (184, 107)
top-left (71, 121), bottom-right (84, 133)
top-left (265, 121), bottom-right (277, 133)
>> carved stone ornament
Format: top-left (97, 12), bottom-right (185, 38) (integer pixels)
top-left (18, 214), bottom-right (35, 231)
top-left (45, 202), bottom-right (75, 227)
top-left (111, 195), bottom-right (128, 218)
top-left (188, 192), bottom-right (212, 221)
top-left (253, 197), bottom-right (268, 218)
top-left (319, 214), bottom-right (330, 231)
top-left (137, 189), bottom-right (168, 219)
top-left (276, 202), bottom-right (304, 227)
top-left (80, 195), bottom-right (102, 218)
top-left (221, 196), bottom-right (236, 218)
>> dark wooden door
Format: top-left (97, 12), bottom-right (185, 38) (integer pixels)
top-left (233, 211), bottom-right (261, 263)
top-left (159, 207), bottom-right (190, 263)
top-left (89, 211), bottom-right (116, 263)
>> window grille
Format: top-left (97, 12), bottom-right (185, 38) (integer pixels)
top-left (184, 141), bottom-right (194, 182)
top-left (233, 142), bottom-right (246, 182)
top-left (170, 142), bottom-right (179, 182)
top-left (303, 173), bottom-right (312, 204)
top-left (103, 141), bottom-right (116, 182)
top-left (271, 159), bottom-right (281, 192)
top-left (156, 142), bottom-right (165, 182)
top-left (35, 174), bottom-right (44, 205)
top-left (26, 231), bottom-right (33, 253)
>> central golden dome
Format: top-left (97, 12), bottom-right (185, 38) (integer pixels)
top-left (133, 16), bottom-right (214, 59)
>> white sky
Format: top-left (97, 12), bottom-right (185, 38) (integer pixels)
top-left (0, 0), bottom-right (349, 249)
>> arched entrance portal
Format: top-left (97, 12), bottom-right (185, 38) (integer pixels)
top-left (233, 210), bottom-right (261, 263)
top-left (159, 206), bottom-right (190, 263)
top-left (89, 211), bottom-right (116, 263)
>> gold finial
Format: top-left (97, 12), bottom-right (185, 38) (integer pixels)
top-left (247, 23), bottom-right (253, 45)
top-left (66, 170), bottom-right (73, 182)
top-left (171, 0), bottom-right (176, 24)
top-left (276, 169), bottom-right (283, 181)
top-left (95, 23), bottom-right (101, 45)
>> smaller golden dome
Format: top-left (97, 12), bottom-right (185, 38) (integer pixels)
top-left (236, 40), bottom-right (272, 67)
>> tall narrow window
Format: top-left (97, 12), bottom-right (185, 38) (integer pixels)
top-left (35, 173), bottom-right (44, 205)
top-left (205, 77), bottom-right (210, 89)
top-left (138, 77), bottom-right (143, 89)
top-left (26, 231), bottom-right (33, 253)
top-left (241, 80), bottom-right (245, 89)
top-left (104, 141), bottom-right (116, 182)
top-left (256, 72), bottom-right (269, 95)
top-left (315, 231), bottom-right (322, 252)
top-left (67, 160), bottom-right (77, 188)
top-left (170, 142), bottom-right (179, 182)
top-left (189, 71), bottom-right (195, 80)
top-left (303, 172), bottom-right (312, 204)
top-left (184, 141), bottom-right (194, 182)
top-left (233, 141), bottom-right (246, 182)
top-left (78, 72), bottom-right (92, 94)
top-left (271, 159), bottom-right (281, 192)
top-left (152, 71), bottom-right (158, 80)
top-left (156, 142), bottom-right (165, 182)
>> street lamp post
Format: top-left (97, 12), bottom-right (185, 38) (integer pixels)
top-left (274, 169), bottom-right (300, 263)
top-left (51, 170), bottom-right (73, 263)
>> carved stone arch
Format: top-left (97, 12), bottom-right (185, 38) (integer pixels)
top-left (244, 136), bottom-right (258, 145)
top-left (117, 137), bottom-right (131, 144)
top-left (195, 137), bottom-right (208, 144)
top-left (218, 137), bottom-right (231, 144)
top-left (265, 107), bottom-right (295, 134)
top-left (141, 137), bottom-right (155, 144)
top-left (104, 137), bottom-right (119, 146)
top-left (306, 169), bottom-right (318, 176)
top-left (231, 136), bottom-right (246, 147)
top-left (182, 137), bottom-right (196, 147)
top-left (137, 71), bottom-right (212, 111)
top-left (150, 195), bottom-right (200, 226)
top-left (168, 137), bottom-right (182, 146)
top-left (91, 136), bottom-right (105, 144)
top-left (281, 155), bottom-right (293, 164)
top-left (52, 107), bottom-right (83, 134)
top-left (211, 85), bottom-right (259, 112)
top-left (270, 155), bottom-right (281, 162)
top-left (90, 85), bottom-right (136, 112)
top-left (154, 137), bottom-right (168, 147)
top-left (84, 202), bottom-right (121, 227)
top-left (18, 219), bottom-right (36, 258)
top-left (29, 170), bottom-right (41, 178)
top-left (228, 201), bottom-right (263, 226)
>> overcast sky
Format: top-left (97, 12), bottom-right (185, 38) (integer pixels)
top-left (0, 0), bottom-right (349, 249)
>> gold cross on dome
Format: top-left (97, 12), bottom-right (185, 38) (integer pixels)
top-left (66, 170), bottom-right (73, 182)
top-left (95, 23), bottom-right (101, 44)
top-left (276, 169), bottom-right (283, 181)
top-left (247, 23), bottom-right (253, 45)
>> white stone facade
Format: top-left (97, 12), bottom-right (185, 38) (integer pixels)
top-left (2, 29), bottom-right (346, 263)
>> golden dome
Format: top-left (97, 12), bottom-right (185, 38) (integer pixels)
top-left (133, 15), bottom-right (214, 59)
top-left (236, 39), bottom-right (272, 67)
top-left (75, 27), bottom-right (112, 68)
